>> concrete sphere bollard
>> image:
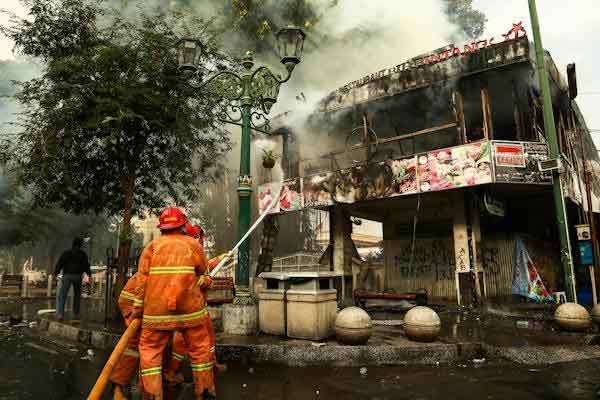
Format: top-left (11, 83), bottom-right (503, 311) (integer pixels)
top-left (554, 303), bottom-right (592, 332)
top-left (403, 306), bottom-right (441, 342)
top-left (591, 304), bottom-right (600, 326)
top-left (335, 307), bottom-right (372, 345)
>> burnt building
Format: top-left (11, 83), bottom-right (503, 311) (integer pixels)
top-left (260, 26), bottom-right (600, 305)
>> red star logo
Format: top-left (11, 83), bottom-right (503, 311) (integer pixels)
top-left (502, 21), bottom-right (527, 41)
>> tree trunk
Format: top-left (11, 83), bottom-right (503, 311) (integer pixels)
top-left (112, 176), bottom-right (135, 319)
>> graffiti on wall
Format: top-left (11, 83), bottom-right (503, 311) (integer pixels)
top-left (386, 238), bottom-right (455, 281)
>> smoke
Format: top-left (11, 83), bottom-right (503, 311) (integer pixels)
top-left (271, 0), bottom-right (460, 117)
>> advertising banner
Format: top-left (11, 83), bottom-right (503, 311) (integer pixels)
top-left (417, 142), bottom-right (492, 192)
top-left (386, 157), bottom-right (418, 197)
top-left (279, 177), bottom-right (303, 212)
top-left (258, 182), bottom-right (281, 214)
top-left (303, 173), bottom-right (335, 208)
top-left (493, 141), bottom-right (552, 184)
top-left (511, 237), bottom-right (555, 303)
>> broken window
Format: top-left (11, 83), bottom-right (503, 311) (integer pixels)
top-left (459, 78), bottom-right (485, 142)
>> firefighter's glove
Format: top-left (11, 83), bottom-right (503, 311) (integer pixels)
top-left (198, 275), bottom-right (214, 290)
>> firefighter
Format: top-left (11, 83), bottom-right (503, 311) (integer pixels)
top-left (165, 223), bottom-right (227, 382)
top-left (135, 207), bottom-right (216, 400)
top-left (109, 272), bottom-right (144, 400)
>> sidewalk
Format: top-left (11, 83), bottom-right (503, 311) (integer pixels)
top-left (33, 301), bottom-right (600, 367)
top-left (36, 311), bottom-right (482, 367)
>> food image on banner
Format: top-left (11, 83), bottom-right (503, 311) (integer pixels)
top-left (493, 141), bottom-right (552, 184)
top-left (279, 177), bottom-right (303, 212)
top-left (258, 182), bottom-right (281, 214)
top-left (386, 156), bottom-right (418, 197)
top-left (303, 173), bottom-right (335, 207)
top-left (418, 142), bottom-right (492, 192)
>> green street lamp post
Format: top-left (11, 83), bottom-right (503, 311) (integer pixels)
top-left (177, 27), bottom-right (306, 304)
top-left (528, 0), bottom-right (577, 302)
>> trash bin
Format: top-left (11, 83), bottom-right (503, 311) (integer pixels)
top-left (257, 272), bottom-right (290, 336)
top-left (258, 272), bottom-right (340, 340)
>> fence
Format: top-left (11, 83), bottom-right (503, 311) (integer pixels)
top-left (0, 273), bottom-right (58, 298)
top-left (271, 253), bottom-right (326, 273)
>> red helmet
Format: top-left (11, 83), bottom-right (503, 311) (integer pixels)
top-left (185, 223), bottom-right (202, 238)
top-left (157, 207), bottom-right (187, 230)
top-left (185, 223), bottom-right (206, 245)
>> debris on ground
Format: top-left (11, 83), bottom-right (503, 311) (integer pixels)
top-left (25, 342), bottom-right (59, 355)
top-left (80, 349), bottom-right (95, 361)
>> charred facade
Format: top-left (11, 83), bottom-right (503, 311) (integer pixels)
top-left (261, 32), bottom-right (600, 305)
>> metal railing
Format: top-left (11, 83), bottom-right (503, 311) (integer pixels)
top-left (271, 253), bottom-right (326, 272)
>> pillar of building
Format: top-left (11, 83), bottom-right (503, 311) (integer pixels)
top-left (468, 194), bottom-right (484, 302)
top-left (330, 207), bottom-right (353, 304)
top-left (256, 215), bottom-right (279, 276)
top-left (452, 191), bottom-right (471, 305)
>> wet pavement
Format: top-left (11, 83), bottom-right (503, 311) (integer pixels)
top-left (3, 299), bottom-right (600, 399)
top-left (3, 324), bottom-right (600, 400)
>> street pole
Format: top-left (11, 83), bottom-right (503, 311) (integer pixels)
top-left (528, 0), bottom-right (577, 302)
top-left (235, 63), bottom-right (255, 302)
top-left (176, 28), bottom-right (306, 332)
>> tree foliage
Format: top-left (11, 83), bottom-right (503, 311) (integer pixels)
top-left (1, 0), bottom-right (233, 294)
top-left (2, 0), bottom-right (231, 218)
top-left (443, 0), bottom-right (487, 40)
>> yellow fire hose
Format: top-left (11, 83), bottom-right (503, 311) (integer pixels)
top-left (87, 182), bottom-right (281, 398)
top-left (86, 318), bottom-right (141, 400)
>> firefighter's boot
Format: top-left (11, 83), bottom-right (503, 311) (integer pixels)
top-left (113, 384), bottom-right (128, 400)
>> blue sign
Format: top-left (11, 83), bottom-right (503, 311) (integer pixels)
top-left (578, 241), bottom-right (593, 266)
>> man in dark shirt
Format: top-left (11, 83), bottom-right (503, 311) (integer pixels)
top-left (54, 237), bottom-right (91, 321)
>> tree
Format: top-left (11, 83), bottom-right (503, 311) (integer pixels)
top-left (1, 0), bottom-right (231, 294)
top-left (443, 0), bottom-right (487, 40)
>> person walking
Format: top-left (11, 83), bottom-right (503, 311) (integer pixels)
top-left (135, 208), bottom-right (216, 399)
top-left (54, 237), bottom-right (91, 321)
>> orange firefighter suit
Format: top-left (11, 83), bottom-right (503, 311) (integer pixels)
top-left (109, 272), bottom-right (143, 387)
top-left (135, 231), bottom-right (215, 398)
top-left (165, 254), bottom-right (225, 375)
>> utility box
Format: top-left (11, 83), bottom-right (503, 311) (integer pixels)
top-left (575, 224), bottom-right (591, 241)
top-left (258, 271), bottom-right (340, 340)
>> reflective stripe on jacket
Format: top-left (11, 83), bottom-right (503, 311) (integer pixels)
top-left (135, 232), bottom-right (210, 330)
top-left (118, 272), bottom-right (144, 326)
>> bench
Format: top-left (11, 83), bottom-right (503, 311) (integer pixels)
top-left (353, 289), bottom-right (428, 308)
top-left (207, 277), bottom-right (235, 305)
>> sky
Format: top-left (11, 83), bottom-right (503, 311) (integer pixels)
top-left (473, 0), bottom-right (600, 147)
top-left (0, 0), bottom-right (598, 145)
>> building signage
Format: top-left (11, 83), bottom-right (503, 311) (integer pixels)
top-left (493, 141), bottom-right (552, 185)
top-left (494, 143), bottom-right (526, 167)
top-left (339, 22), bottom-right (527, 93)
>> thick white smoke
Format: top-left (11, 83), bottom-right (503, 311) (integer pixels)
top-left (271, 0), bottom-right (462, 117)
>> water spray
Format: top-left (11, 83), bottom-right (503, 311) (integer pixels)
top-left (210, 166), bottom-right (284, 278)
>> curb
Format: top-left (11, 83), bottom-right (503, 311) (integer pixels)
top-left (38, 317), bottom-right (121, 349)
top-left (217, 342), bottom-right (483, 367)
top-left (37, 314), bottom-right (483, 367)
